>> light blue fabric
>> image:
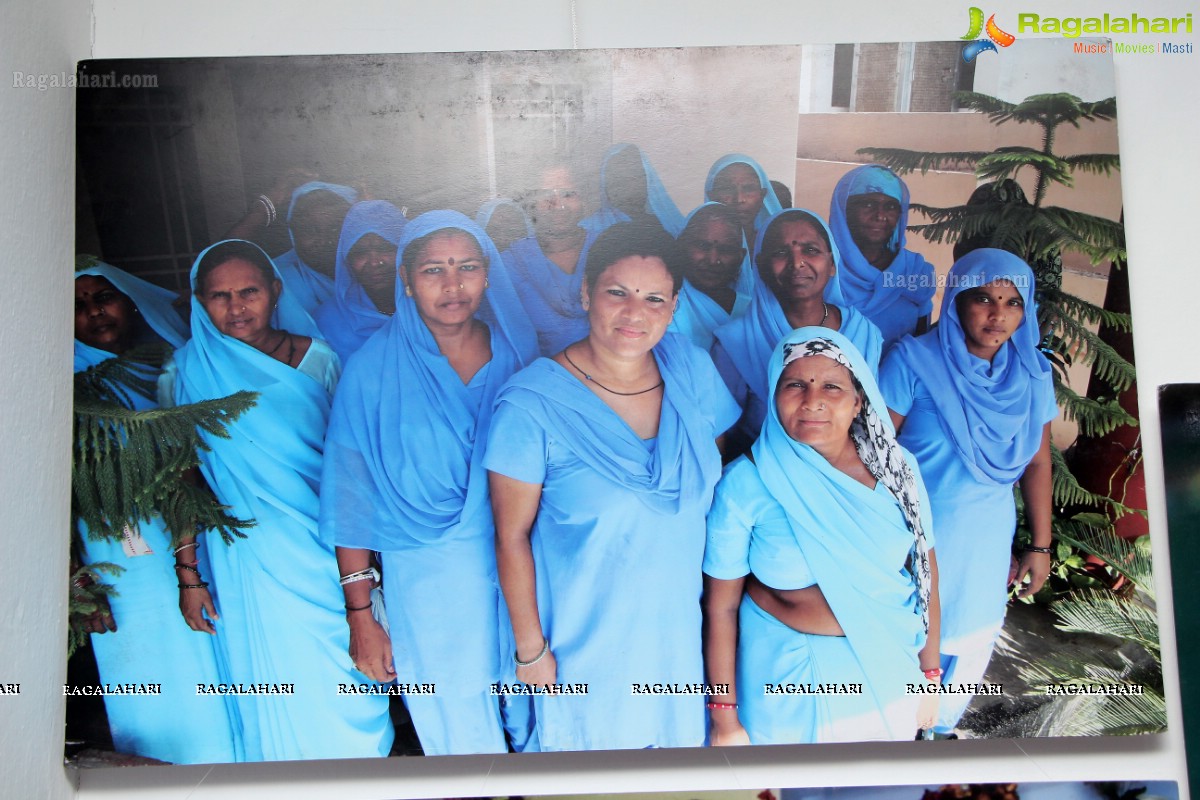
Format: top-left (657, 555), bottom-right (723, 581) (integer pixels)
top-left (274, 181), bottom-right (360, 319)
top-left (704, 153), bottom-right (784, 234)
top-left (475, 197), bottom-right (534, 240)
top-left (484, 332), bottom-right (741, 751)
top-left (711, 209), bottom-right (884, 440)
top-left (581, 143), bottom-right (686, 236)
top-left (170, 239), bottom-right (393, 762)
top-left (667, 202), bottom-right (755, 351)
top-left (74, 263), bottom-right (239, 765)
top-left (829, 165), bottom-right (937, 347)
top-left (501, 227), bottom-right (605, 356)
top-left (720, 327), bottom-right (934, 743)
top-left (879, 249), bottom-right (1056, 731)
top-left (313, 200), bottom-right (407, 363)
top-left (320, 211), bottom-right (537, 754)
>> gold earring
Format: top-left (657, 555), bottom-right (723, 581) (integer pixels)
top-left (484, 278), bottom-right (490, 289)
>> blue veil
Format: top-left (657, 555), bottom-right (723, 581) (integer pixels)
top-left (704, 153), bottom-right (784, 233)
top-left (828, 165), bottom-right (936, 332)
top-left (667, 202), bottom-right (755, 351)
top-left (314, 200), bottom-right (407, 362)
top-left (889, 248), bottom-right (1053, 484)
top-left (713, 208), bottom-right (883, 406)
top-left (581, 143), bottom-right (686, 236)
top-left (475, 197), bottom-right (534, 240)
top-left (273, 181), bottom-right (360, 316)
top-left (74, 262), bottom-right (188, 371)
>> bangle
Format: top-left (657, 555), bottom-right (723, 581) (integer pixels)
top-left (339, 567), bottom-right (379, 586)
top-left (256, 194), bottom-right (277, 226)
top-left (172, 542), bottom-right (198, 555)
top-left (1022, 544), bottom-right (1053, 554)
top-left (178, 581), bottom-right (209, 590)
top-left (706, 701), bottom-right (738, 710)
top-left (345, 602), bottom-right (373, 613)
top-left (515, 638), bottom-right (549, 667)
top-left (174, 563), bottom-right (201, 577)
top-left (923, 667), bottom-right (943, 681)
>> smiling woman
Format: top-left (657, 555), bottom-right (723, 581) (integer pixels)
top-left (485, 221), bottom-right (741, 751)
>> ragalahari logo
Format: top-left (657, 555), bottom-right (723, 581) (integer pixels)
top-left (962, 7), bottom-right (1017, 61)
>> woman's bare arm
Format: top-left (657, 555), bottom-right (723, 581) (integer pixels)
top-left (1013, 423), bottom-right (1054, 597)
top-left (702, 574), bottom-right (750, 745)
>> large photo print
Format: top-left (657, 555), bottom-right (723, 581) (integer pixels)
top-left (69, 38), bottom-right (1157, 767)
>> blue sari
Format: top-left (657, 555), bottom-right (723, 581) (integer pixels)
top-left (828, 165), bottom-right (936, 348)
top-left (274, 181), bottom-right (359, 319)
top-left (880, 248), bottom-right (1056, 732)
top-left (666, 202), bottom-right (755, 351)
top-left (712, 209), bottom-right (883, 440)
top-left (475, 198), bottom-right (534, 242)
top-left (705, 328), bottom-right (934, 743)
top-left (704, 153), bottom-right (784, 234)
top-left (74, 263), bottom-right (239, 764)
top-left (170, 240), bottom-right (393, 762)
top-left (484, 333), bottom-right (741, 751)
top-left (314, 200), bottom-right (407, 363)
top-left (321, 211), bottom-right (537, 755)
top-left (580, 143), bottom-right (686, 236)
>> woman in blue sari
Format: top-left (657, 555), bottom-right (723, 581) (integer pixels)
top-left (486, 222), bottom-right (741, 751)
top-left (74, 263), bottom-right (238, 764)
top-left (704, 327), bottom-right (941, 745)
top-left (666, 202), bottom-right (752, 351)
top-left (314, 200), bottom-right (407, 363)
top-left (828, 165), bottom-right (936, 349)
top-left (712, 208), bottom-right (883, 451)
top-left (163, 240), bottom-right (393, 762)
top-left (705, 153), bottom-right (784, 248)
top-left (321, 211), bottom-right (537, 755)
top-left (475, 197), bottom-right (534, 254)
top-left (273, 181), bottom-right (358, 319)
top-left (581, 142), bottom-right (685, 237)
top-left (880, 248), bottom-right (1055, 736)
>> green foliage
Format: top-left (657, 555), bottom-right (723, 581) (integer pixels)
top-left (68, 561), bottom-right (123, 658)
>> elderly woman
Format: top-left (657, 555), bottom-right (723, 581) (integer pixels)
top-left (705, 153), bottom-right (784, 247)
top-left (829, 165), bottom-right (937, 349)
top-left (713, 208), bottom-right (883, 452)
top-left (582, 142), bottom-right (685, 236)
top-left (320, 211), bottom-right (537, 755)
top-left (666, 202), bottom-right (752, 351)
top-left (161, 240), bottom-right (393, 761)
top-left (880, 248), bottom-right (1055, 736)
top-left (486, 222), bottom-right (741, 751)
top-left (704, 327), bottom-right (942, 745)
top-left (314, 200), bottom-right (407, 362)
top-left (273, 181), bottom-right (358, 318)
top-left (74, 263), bottom-right (238, 764)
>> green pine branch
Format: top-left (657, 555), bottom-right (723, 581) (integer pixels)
top-left (68, 561), bottom-right (123, 658)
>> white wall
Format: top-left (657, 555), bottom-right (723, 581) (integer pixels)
top-left (5, 0), bottom-right (1193, 797)
top-left (0, 1), bottom-right (92, 799)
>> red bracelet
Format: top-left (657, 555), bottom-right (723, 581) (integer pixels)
top-left (706, 701), bottom-right (738, 710)
top-left (923, 667), bottom-right (943, 681)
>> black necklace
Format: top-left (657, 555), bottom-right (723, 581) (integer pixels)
top-left (265, 330), bottom-right (288, 356)
top-left (563, 346), bottom-right (664, 397)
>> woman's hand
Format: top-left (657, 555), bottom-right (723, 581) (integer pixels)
top-left (516, 649), bottom-right (557, 689)
top-left (81, 598), bottom-right (117, 635)
top-left (179, 586), bottom-right (218, 634)
top-left (709, 709), bottom-right (751, 746)
top-left (347, 611), bottom-right (396, 683)
top-left (916, 691), bottom-right (940, 732)
top-left (1011, 550), bottom-right (1052, 598)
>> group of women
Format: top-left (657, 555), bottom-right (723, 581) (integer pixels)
top-left (72, 145), bottom-right (1055, 763)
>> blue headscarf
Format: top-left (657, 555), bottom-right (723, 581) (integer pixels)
top-left (314, 200), bottom-right (407, 363)
top-left (74, 261), bottom-right (188, 372)
top-left (667, 202), bottom-right (755, 351)
top-left (751, 327), bottom-right (933, 737)
top-left (581, 143), bottom-right (686, 237)
top-left (704, 153), bottom-right (784, 233)
top-left (890, 248), bottom-right (1052, 485)
top-left (475, 197), bottom-right (534, 240)
top-left (713, 208), bottom-right (883, 406)
top-left (829, 165), bottom-right (936, 327)
top-left (273, 181), bottom-right (360, 316)
top-left (321, 211), bottom-right (537, 551)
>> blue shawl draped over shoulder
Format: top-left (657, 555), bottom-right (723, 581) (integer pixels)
top-left (321, 210), bottom-right (537, 551)
top-left (704, 153), bottom-right (784, 233)
top-left (314, 200), bottom-right (407, 363)
top-left (580, 142), bottom-right (686, 237)
top-left (274, 181), bottom-right (359, 318)
top-left (828, 165), bottom-right (936, 345)
top-left (667, 202), bottom-right (755, 351)
top-left (888, 248), bottom-right (1053, 484)
top-left (713, 208), bottom-right (884, 405)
